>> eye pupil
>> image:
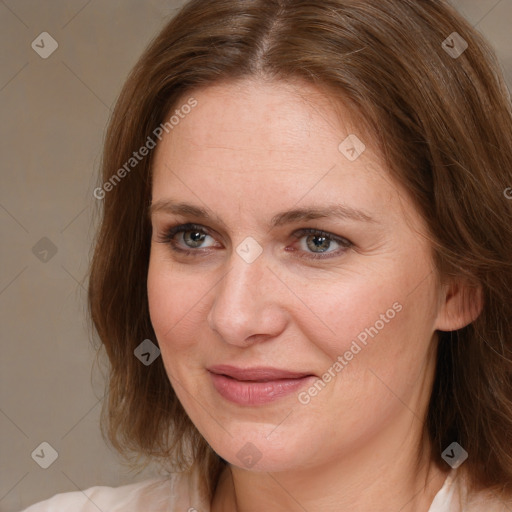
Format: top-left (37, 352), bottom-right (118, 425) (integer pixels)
top-left (184, 230), bottom-right (206, 248)
top-left (306, 235), bottom-right (331, 252)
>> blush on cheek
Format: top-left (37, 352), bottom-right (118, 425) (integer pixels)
top-left (147, 262), bottom-right (178, 318)
top-left (330, 307), bottom-right (408, 384)
top-left (308, 287), bottom-right (405, 361)
top-left (148, 283), bottom-right (205, 365)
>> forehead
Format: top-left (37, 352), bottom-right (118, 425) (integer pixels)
top-left (150, 78), bottom-right (414, 228)
top-left (156, 78), bottom-right (371, 161)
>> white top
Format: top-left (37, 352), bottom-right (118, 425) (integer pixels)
top-left (20, 466), bottom-right (512, 511)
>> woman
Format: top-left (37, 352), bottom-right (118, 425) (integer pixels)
top-left (22, 0), bottom-right (512, 510)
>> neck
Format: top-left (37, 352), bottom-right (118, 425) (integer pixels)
top-left (212, 427), bottom-right (450, 512)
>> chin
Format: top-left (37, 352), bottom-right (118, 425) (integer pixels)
top-left (209, 428), bottom-right (317, 473)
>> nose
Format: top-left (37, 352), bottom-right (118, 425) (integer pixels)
top-left (207, 249), bottom-right (288, 347)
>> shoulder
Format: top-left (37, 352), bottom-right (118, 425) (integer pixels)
top-left (429, 469), bottom-right (512, 512)
top-left (21, 469), bottom-right (210, 512)
top-left (21, 477), bottom-right (173, 512)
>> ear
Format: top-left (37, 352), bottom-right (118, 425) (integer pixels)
top-left (434, 279), bottom-right (483, 332)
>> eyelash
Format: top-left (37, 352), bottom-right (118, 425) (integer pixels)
top-left (155, 223), bottom-right (353, 260)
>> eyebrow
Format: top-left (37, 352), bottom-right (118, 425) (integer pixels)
top-left (271, 205), bottom-right (376, 225)
top-left (149, 200), bottom-right (376, 226)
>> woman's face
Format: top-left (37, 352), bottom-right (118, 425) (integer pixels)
top-left (148, 78), bottom-right (445, 473)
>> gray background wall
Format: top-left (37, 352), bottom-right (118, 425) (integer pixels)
top-left (1, 1), bottom-right (511, 510)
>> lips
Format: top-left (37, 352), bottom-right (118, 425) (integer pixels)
top-left (208, 364), bottom-right (313, 381)
top-left (207, 365), bottom-right (315, 405)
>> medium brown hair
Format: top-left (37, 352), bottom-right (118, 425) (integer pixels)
top-left (88, 0), bottom-right (512, 500)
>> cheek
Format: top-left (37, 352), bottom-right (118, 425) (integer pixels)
top-left (290, 274), bottom-right (399, 356)
top-left (289, 275), bottom-right (437, 441)
top-left (292, 257), bottom-right (437, 379)
top-left (147, 255), bottom-right (206, 353)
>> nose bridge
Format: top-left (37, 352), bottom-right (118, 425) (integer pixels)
top-left (208, 251), bottom-right (286, 345)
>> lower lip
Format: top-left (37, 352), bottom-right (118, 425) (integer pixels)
top-left (209, 372), bottom-right (315, 406)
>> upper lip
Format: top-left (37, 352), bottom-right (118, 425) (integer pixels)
top-left (208, 365), bottom-right (314, 381)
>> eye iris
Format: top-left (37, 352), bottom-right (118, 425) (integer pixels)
top-left (183, 230), bottom-right (206, 248)
top-left (306, 234), bottom-right (331, 252)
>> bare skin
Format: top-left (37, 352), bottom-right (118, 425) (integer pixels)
top-left (147, 77), bottom-right (480, 511)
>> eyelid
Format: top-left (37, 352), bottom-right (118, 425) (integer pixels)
top-left (287, 228), bottom-right (353, 260)
top-left (291, 228), bottom-right (352, 247)
top-left (156, 222), bottom-right (353, 259)
top-left (155, 223), bottom-right (219, 246)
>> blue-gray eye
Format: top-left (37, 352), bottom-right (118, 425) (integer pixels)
top-left (305, 234), bottom-right (333, 252)
top-left (182, 230), bottom-right (208, 248)
top-left (289, 228), bottom-right (352, 259)
top-left (301, 233), bottom-right (342, 253)
top-left (159, 223), bottom-right (218, 250)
